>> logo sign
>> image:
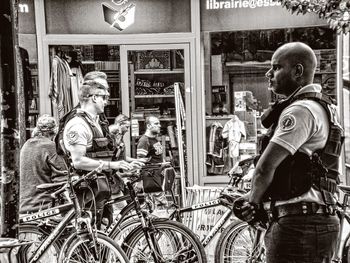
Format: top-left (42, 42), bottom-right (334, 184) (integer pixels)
top-left (19, 3), bottom-right (29, 13)
top-left (206, 0), bottom-right (281, 10)
top-left (102, 2), bottom-right (136, 31)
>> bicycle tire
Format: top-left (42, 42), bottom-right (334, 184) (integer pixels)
top-left (18, 224), bottom-right (61, 262)
top-left (110, 216), bottom-right (144, 246)
top-left (58, 231), bottom-right (129, 263)
top-left (342, 232), bottom-right (350, 263)
top-left (122, 219), bottom-right (207, 263)
top-left (214, 221), bottom-right (266, 263)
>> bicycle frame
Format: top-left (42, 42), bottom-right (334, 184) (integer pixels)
top-left (333, 190), bottom-right (350, 262)
top-left (169, 197), bottom-right (233, 247)
top-left (19, 203), bottom-right (75, 263)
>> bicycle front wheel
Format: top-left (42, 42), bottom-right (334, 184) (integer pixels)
top-left (58, 232), bottom-right (129, 263)
top-left (215, 221), bottom-right (266, 263)
top-left (122, 219), bottom-right (207, 263)
top-left (18, 223), bottom-right (61, 262)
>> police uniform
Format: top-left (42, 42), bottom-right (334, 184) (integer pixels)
top-left (262, 84), bottom-right (341, 263)
top-left (268, 84), bottom-right (330, 207)
top-left (63, 109), bottom-right (115, 226)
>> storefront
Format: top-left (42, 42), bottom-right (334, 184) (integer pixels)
top-left (18, 0), bottom-right (349, 192)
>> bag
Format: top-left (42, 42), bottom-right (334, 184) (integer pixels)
top-left (142, 168), bottom-right (164, 193)
top-left (77, 175), bottom-right (111, 207)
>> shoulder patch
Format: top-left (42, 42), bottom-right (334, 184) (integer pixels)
top-left (66, 130), bottom-right (79, 145)
top-left (279, 114), bottom-right (296, 131)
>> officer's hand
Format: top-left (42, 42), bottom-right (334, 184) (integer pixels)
top-left (111, 160), bottom-right (133, 171)
top-left (130, 160), bottom-right (145, 169)
top-left (232, 197), bottom-right (256, 223)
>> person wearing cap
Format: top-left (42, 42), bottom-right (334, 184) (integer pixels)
top-left (19, 114), bottom-right (68, 214)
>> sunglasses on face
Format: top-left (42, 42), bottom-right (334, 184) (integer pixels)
top-left (88, 94), bottom-right (110, 101)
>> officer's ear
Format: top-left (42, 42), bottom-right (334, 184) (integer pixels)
top-left (294, 63), bottom-right (304, 78)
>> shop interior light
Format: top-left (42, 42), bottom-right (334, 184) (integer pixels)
top-left (102, 2), bottom-right (136, 31)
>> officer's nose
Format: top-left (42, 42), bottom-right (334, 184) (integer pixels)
top-left (265, 69), bottom-right (272, 79)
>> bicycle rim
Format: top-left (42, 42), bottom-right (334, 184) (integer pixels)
top-left (18, 224), bottom-right (60, 263)
top-left (215, 221), bottom-right (266, 263)
top-left (122, 220), bottom-right (207, 263)
top-left (59, 232), bottom-right (129, 263)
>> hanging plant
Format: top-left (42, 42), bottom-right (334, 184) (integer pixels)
top-left (274, 0), bottom-right (350, 34)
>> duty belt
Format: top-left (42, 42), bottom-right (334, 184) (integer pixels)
top-left (266, 202), bottom-right (336, 222)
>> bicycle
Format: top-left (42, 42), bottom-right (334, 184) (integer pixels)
top-left (332, 184), bottom-right (350, 262)
top-left (55, 163), bottom-right (208, 263)
top-left (144, 158), bottom-right (252, 261)
top-left (18, 164), bottom-right (129, 263)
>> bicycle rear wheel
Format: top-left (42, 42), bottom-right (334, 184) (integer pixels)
top-left (122, 219), bottom-right (207, 263)
top-left (58, 231), bottom-right (129, 263)
top-left (214, 221), bottom-right (266, 263)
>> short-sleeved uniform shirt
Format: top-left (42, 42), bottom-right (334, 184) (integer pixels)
top-left (137, 135), bottom-right (164, 163)
top-left (269, 84), bottom-right (331, 206)
top-left (63, 109), bottom-right (103, 153)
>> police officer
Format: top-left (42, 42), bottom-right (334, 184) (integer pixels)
top-left (63, 80), bottom-right (142, 226)
top-left (234, 42), bottom-right (342, 262)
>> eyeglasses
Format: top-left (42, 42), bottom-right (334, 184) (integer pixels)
top-left (88, 94), bottom-right (110, 101)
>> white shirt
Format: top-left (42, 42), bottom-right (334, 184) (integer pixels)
top-left (269, 84), bottom-right (330, 206)
top-left (63, 109), bottom-right (103, 153)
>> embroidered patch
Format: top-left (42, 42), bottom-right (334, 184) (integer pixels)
top-left (66, 130), bottom-right (79, 144)
top-left (279, 114), bottom-right (296, 131)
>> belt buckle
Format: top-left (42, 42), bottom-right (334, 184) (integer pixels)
top-left (326, 205), bottom-right (335, 215)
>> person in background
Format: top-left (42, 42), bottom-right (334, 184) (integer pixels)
top-left (137, 115), bottom-right (168, 208)
top-left (109, 114), bottom-right (147, 210)
top-left (137, 116), bottom-right (163, 163)
top-left (20, 115), bottom-right (68, 214)
top-left (233, 42), bottom-right (342, 262)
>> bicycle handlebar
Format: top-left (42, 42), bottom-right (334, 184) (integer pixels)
top-left (50, 163), bottom-right (104, 198)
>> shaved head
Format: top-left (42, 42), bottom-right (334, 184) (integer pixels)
top-left (274, 42), bottom-right (317, 84)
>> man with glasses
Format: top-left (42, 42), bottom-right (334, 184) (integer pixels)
top-left (63, 80), bottom-right (142, 227)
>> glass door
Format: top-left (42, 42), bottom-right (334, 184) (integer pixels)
top-left (120, 44), bottom-right (191, 204)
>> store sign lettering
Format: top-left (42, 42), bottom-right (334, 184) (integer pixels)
top-left (19, 4), bottom-right (29, 13)
top-left (206, 0), bottom-right (281, 9)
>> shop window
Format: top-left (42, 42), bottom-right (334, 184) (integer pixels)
top-left (19, 1), bottom-right (39, 139)
top-left (204, 26), bottom-right (336, 176)
top-left (48, 45), bottom-right (122, 124)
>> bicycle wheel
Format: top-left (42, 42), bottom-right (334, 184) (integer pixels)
top-left (58, 231), bottom-right (129, 263)
top-left (18, 224), bottom-right (61, 262)
top-left (342, 233), bottom-right (350, 263)
top-left (122, 219), bottom-right (207, 263)
top-left (214, 221), bottom-right (266, 263)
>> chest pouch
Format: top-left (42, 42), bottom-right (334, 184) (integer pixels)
top-left (263, 152), bottom-right (313, 201)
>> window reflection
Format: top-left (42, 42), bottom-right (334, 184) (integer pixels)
top-left (205, 26), bottom-right (336, 176)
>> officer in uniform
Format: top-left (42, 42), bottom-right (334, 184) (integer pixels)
top-left (63, 80), bottom-right (142, 227)
top-left (233, 42), bottom-right (343, 262)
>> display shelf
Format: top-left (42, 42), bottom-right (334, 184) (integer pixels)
top-left (109, 98), bottom-right (120, 101)
top-left (129, 49), bottom-right (187, 172)
top-left (135, 95), bottom-right (174, 98)
top-left (134, 69), bottom-right (184, 75)
top-left (133, 117), bottom-right (176, 121)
